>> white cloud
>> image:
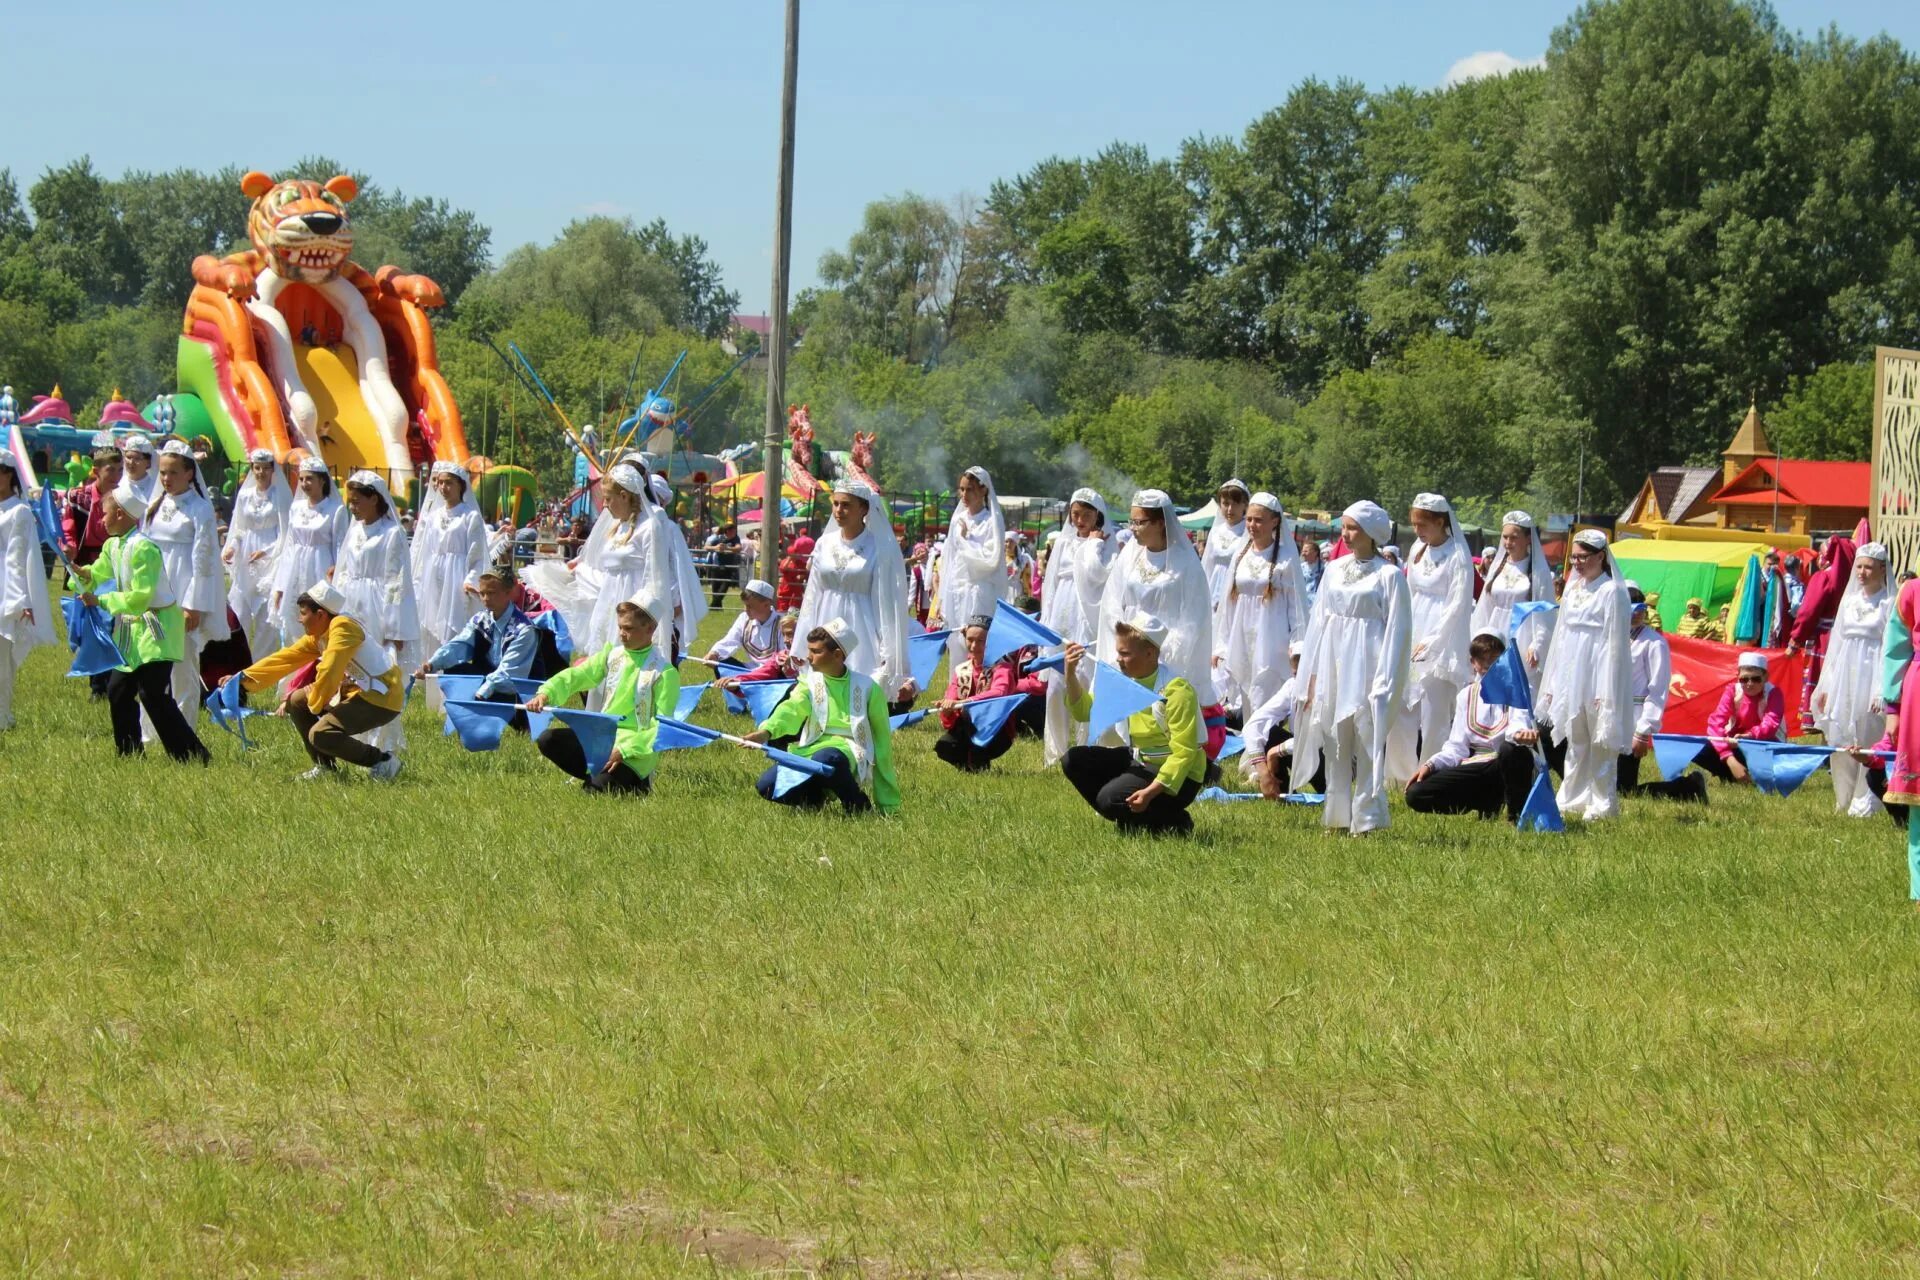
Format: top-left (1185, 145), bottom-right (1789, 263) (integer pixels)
top-left (1441, 50), bottom-right (1545, 89)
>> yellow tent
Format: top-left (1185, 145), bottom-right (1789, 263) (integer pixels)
top-left (1610, 538), bottom-right (1771, 633)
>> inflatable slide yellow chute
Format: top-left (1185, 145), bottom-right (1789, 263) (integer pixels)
top-left (293, 343), bottom-right (387, 473)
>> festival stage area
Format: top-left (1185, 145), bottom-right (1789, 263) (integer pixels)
top-left (0, 608), bottom-right (1906, 1277)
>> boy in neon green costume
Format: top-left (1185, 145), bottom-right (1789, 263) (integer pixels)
top-left (71, 487), bottom-right (210, 763)
top-left (526, 591), bottom-right (680, 794)
top-left (744, 616), bottom-right (899, 814)
top-left (1060, 611), bottom-right (1205, 835)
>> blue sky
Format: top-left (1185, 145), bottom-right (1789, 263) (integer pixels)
top-left (5, 1), bottom-right (1915, 310)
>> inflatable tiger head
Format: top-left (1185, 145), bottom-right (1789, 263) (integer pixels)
top-left (239, 171), bottom-right (358, 285)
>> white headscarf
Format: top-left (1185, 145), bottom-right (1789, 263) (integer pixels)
top-left (347, 470), bottom-right (398, 522)
top-left (156, 438), bottom-right (207, 498)
top-left (1342, 500), bottom-right (1392, 549)
top-left (938, 465), bottom-right (1008, 616)
top-left (1572, 527), bottom-right (1623, 580)
top-left (1095, 489), bottom-right (1213, 683)
top-left (429, 460), bottom-right (480, 518)
top-left (246, 449), bottom-right (293, 507)
top-left (797, 480), bottom-right (912, 693)
top-left (1408, 492), bottom-right (1468, 566)
top-left (1484, 509), bottom-right (1555, 604)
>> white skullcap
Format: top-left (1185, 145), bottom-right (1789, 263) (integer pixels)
top-left (743, 578), bottom-right (775, 600)
top-left (248, 447), bottom-right (275, 465)
top-left (120, 434), bottom-right (155, 455)
top-left (431, 460), bottom-right (470, 483)
top-left (1069, 487), bottom-right (1104, 508)
top-left (303, 579), bottom-right (350, 615)
top-left (1118, 610), bottom-right (1169, 650)
top-left (1217, 477), bottom-right (1250, 496)
top-left (648, 474), bottom-right (672, 506)
top-left (1249, 491), bottom-right (1284, 516)
top-left (1737, 651), bottom-right (1768, 672)
top-left (1130, 488), bottom-right (1172, 511)
top-left (1004, 530), bottom-right (1021, 542)
top-left (297, 456), bottom-right (329, 476)
top-left (607, 464), bottom-right (645, 496)
top-left (1410, 492), bottom-right (1450, 514)
top-left (1288, 641), bottom-right (1304, 657)
top-left (1342, 500), bottom-right (1392, 546)
top-left (1472, 627), bottom-right (1504, 644)
top-left (109, 484), bottom-right (150, 521)
top-left (832, 477), bottom-right (875, 505)
top-left (1624, 578), bottom-right (1640, 592)
top-left (1501, 510), bottom-right (1535, 529)
top-left (963, 465), bottom-right (991, 486)
top-left (1573, 528), bottom-right (1610, 551)
top-left (1859, 541), bottom-right (1890, 563)
top-left (624, 586), bottom-right (668, 628)
top-left (158, 439), bottom-right (194, 459)
top-left (821, 616), bottom-right (859, 656)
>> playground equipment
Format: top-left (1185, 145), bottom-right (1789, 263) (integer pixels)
top-left (177, 170), bottom-right (469, 488)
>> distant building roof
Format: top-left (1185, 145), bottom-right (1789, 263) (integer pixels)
top-left (731, 314), bottom-right (772, 336)
top-left (1710, 458), bottom-right (1868, 510)
top-left (1620, 466), bottom-right (1721, 526)
top-left (1722, 401), bottom-right (1774, 460)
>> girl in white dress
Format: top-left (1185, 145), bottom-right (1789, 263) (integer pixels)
top-left (335, 471), bottom-right (420, 655)
top-left (1535, 529), bottom-right (1633, 822)
top-left (1291, 501), bottom-right (1411, 834)
top-left (0, 450), bottom-right (56, 730)
top-left (1213, 491), bottom-right (1309, 717)
top-left (1471, 510), bottom-right (1557, 696)
top-left (793, 478), bottom-right (915, 699)
top-left (1389, 492), bottom-right (1476, 783)
top-left (1812, 541), bottom-right (1892, 816)
top-left (223, 449), bottom-right (291, 658)
top-left (1094, 490), bottom-right (1214, 690)
top-left (1040, 488), bottom-right (1117, 765)
top-left (144, 440), bottom-right (230, 725)
top-left (1199, 478), bottom-right (1250, 609)
top-left (270, 458), bottom-right (352, 644)
top-left (935, 466), bottom-right (1006, 663)
top-left (649, 472), bottom-right (709, 658)
top-left (578, 464), bottom-right (671, 658)
top-left (412, 461), bottom-right (490, 709)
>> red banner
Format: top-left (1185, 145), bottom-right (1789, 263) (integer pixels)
top-left (1662, 634), bottom-right (1805, 735)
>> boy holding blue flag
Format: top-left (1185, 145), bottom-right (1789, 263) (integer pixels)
top-left (742, 617), bottom-right (900, 814)
top-left (71, 487), bottom-right (210, 764)
top-left (933, 614), bottom-right (1023, 772)
top-left (1405, 631), bottom-right (1539, 820)
top-left (1059, 612), bottom-right (1206, 835)
top-left (415, 566), bottom-right (565, 715)
top-left (230, 580), bottom-right (404, 781)
top-left (525, 589), bottom-right (678, 795)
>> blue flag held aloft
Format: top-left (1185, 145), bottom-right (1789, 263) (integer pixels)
top-left (674, 682), bottom-right (709, 719)
top-left (1742, 740), bottom-right (1830, 797)
top-left (890, 708), bottom-right (930, 730)
top-left (1481, 601), bottom-right (1555, 711)
top-left (1025, 646), bottom-right (1069, 675)
top-left (550, 708), bottom-right (620, 775)
top-left (963, 693), bottom-right (1028, 747)
top-left (1086, 661), bottom-right (1161, 743)
top-left (652, 716), bottom-right (834, 797)
top-left (1516, 756), bottom-right (1565, 833)
top-left (740, 678), bottom-right (798, 724)
top-left (908, 629), bottom-right (953, 692)
top-left (30, 485), bottom-right (61, 552)
top-left (983, 601), bottom-right (1063, 667)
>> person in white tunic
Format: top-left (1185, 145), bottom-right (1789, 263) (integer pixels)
top-left (577, 464), bottom-right (672, 659)
top-left (1094, 490), bottom-right (1214, 691)
top-left (1040, 488), bottom-right (1116, 765)
top-left (0, 450), bottom-right (56, 730)
top-left (335, 471), bottom-right (420, 755)
top-left (649, 472), bottom-right (709, 659)
top-left (120, 434), bottom-right (158, 509)
top-left (412, 461), bottom-right (490, 710)
top-left (1535, 528), bottom-right (1633, 821)
top-left (793, 478), bottom-right (916, 699)
top-left (1388, 492), bottom-right (1476, 784)
top-left (1812, 540), bottom-right (1892, 816)
top-left (704, 578), bottom-right (783, 666)
top-left (144, 440), bottom-right (230, 725)
top-left (935, 466), bottom-right (1006, 663)
top-left (1471, 510), bottom-right (1557, 695)
top-left (1291, 501), bottom-right (1411, 834)
top-left (1213, 491), bottom-right (1308, 717)
top-left (1199, 478), bottom-right (1250, 609)
top-left (270, 458), bottom-right (352, 644)
top-left (223, 448), bottom-right (291, 659)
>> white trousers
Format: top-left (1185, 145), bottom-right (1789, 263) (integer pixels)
top-left (1555, 717), bottom-right (1618, 821)
top-left (1321, 712), bottom-right (1390, 834)
top-left (1387, 675), bottom-right (1460, 784)
top-left (1827, 708), bottom-right (1885, 816)
top-left (0, 635), bottom-right (16, 730)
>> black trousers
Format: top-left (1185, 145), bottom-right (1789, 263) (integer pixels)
top-left (1062, 745), bottom-right (1201, 835)
top-left (1617, 751), bottom-right (1704, 799)
top-left (1260, 723), bottom-right (1326, 793)
top-left (755, 746), bottom-right (870, 812)
top-left (1687, 743), bottom-right (1744, 783)
top-left (536, 725), bottom-right (650, 794)
top-left (1015, 693), bottom-right (1045, 738)
top-left (1404, 740), bottom-right (1535, 819)
top-left (933, 720), bottom-right (1013, 772)
top-left (106, 660), bottom-right (210, 763)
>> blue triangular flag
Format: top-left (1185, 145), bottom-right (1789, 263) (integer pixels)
top-left (715, 660), bottom-right (753, 714)
top-left (1515, 758), bottom-right (1565, 833)
top-left (983, 600), bottom-right (1062, 666)
top-left (1479, 645), bottom-right (1532, 710)
top-left (444, 699), bottom-right (518, 752)
top-left (890, 708), bottom-right (930, 730)
top-left (550, 707), bottom-right (620, 776)
top-left (207, 675), bottom-right (262, 749)
top-left (765, 744), bottom-right (834, 779)
top-left (1196, 786), bottom-right (1263, 802)
top-left (67, 605), bottom-right (123, 677)
top-left (1026, 646), bottom-right (1069, 675)
top-left (908, 629), bottom-right (953, 692)
top-left (434, 674), bottom-right (489, 705)
top-left (1742, 740), bottom-right (1830, 798)
top-left (654, 715), bottom-right (722, 752)
top-left (60, 594), bottom-right (86, 652)
top-left (30, 485), bottom-right (61, 552)
top-left (1086, 661), bottom-right (1161, 742)
top-left (740, 678), bottom-right (798, 724)
top-left (1651, 734), bottom-right (1709, 782)
top-left (674, 682), bottom-right (710, 719)
top-left (964, 693), bottom-right (1028, 747)
top-left (1216, 733), bottom-right (1245, 761)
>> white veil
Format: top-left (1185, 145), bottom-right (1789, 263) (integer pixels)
top-left (1095, 488), bottom-right (1213, 685)
top-left (937, 465), bottom-right (1007, 621)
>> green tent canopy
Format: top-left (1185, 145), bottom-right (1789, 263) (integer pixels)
top-left (1610, 538), bottom-right (1770, 632)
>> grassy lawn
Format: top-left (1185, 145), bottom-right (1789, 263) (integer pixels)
top-left (2, 602), bottom-right (1915, 1277)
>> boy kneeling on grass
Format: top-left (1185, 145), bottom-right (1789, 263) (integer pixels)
top-left (525, 589), bottom-right (679, 795)
top-left (742, 617), bottom-right (899, 814)
top-left (1060, 612), bottom-right (1205, 836)
top-left (229, 580), bottom-right (403, 781)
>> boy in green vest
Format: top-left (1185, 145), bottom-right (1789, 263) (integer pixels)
top-left (525, 590), bottom-right (680, 794)
top-left (744, 617), bottom-right (899, 814)
top-left (1060, 611), bottom-right (1205, 835)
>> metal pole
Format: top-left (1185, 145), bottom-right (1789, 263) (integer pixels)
top-left (759, 0), bottom-right (800, 583)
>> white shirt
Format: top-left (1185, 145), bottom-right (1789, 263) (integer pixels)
top-left (1425, 681), bottom-right (1535, 771)
top-left (1628, 624), bottom-right (1671, 737)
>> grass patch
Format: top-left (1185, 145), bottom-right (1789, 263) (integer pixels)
top-left (1, 605), bottom-right (1914, 1276)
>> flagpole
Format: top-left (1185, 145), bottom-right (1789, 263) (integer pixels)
top-left (759, 0), bottom-right (800, 584)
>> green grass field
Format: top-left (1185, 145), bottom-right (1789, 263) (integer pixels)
top-left (2, 602), bottom-right (1915, 1277)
